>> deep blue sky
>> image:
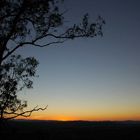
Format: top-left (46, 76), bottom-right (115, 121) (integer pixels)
top-left (18, 0), bottom-right (140, 120)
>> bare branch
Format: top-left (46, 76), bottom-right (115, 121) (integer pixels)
top-left (32, 40), bottom-right (67, 48)
top-left (3, 37), bottom-right (67, 61)
top-left (2, 44), bottom-right (21, 61)
top-left (5, 105), bottom-right (48, 120)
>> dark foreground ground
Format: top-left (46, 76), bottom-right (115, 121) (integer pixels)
top-left (0, 120), bottom-right (140, 140)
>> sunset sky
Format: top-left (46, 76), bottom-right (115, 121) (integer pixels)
top-left (17, 0), bottom-right (140, 121)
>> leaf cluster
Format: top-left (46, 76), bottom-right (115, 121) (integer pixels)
top-left (0, 55), bottom-right (38, 119)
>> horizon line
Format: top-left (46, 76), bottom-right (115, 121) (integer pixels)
top-left (14, 118), bottom-right (140, 122)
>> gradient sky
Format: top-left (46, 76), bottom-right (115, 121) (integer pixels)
top-left (17, 0), bottom-right (140, 121)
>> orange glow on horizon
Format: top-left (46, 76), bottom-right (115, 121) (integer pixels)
top-left (17, 113), bottom-right (140, 121)
top-left (17, 116), bottom-right (78, 121)
top-left (16, 107), bottom-right (140, 121)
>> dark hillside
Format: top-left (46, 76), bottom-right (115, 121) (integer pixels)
top-left (1, 120), bottom-right (140, 140)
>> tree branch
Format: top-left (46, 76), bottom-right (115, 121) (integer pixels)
top-left (2, 38), bottom-right (66, 61)
top-left (4, 105), bottom-right (48, 120)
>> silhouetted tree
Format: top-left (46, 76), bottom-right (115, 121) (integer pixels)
top-left (0, 54), bottom-right (47, 120)
top-left (0, 0), bottom-right (105, 120)
top-left (0, 0), bottom-right (105, 64)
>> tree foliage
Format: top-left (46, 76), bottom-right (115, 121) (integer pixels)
top-left (0, 54), bottom-right (47, 120)
top-left (0, 0), bottom-right (105, 120)
top-left (0, 0), bottom-right (105, 63)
